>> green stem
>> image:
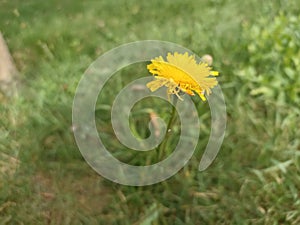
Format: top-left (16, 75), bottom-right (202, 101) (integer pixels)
top-left (157, 96), bottom-right (178, 161)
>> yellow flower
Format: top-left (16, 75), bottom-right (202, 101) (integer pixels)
top-left (146, 52), bottom-right (219, 101)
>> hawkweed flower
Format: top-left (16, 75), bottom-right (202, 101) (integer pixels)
top-left (146, 52), bottom-right (219, 101)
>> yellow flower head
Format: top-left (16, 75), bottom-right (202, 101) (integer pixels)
top-left (146, 52), bottom-right (219, 101)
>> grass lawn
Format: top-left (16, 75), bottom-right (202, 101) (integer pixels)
top-left (1, 0), bottom-right (300, 224)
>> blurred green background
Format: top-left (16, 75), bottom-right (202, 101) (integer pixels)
top-left (1, 0), bottom-right (300, 224)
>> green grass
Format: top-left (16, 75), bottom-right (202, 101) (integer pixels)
top-left (1, 0), bottom-right (300, 224)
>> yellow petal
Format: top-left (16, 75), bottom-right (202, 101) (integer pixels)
top-left (146, 78), bottom-right (168, 92)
